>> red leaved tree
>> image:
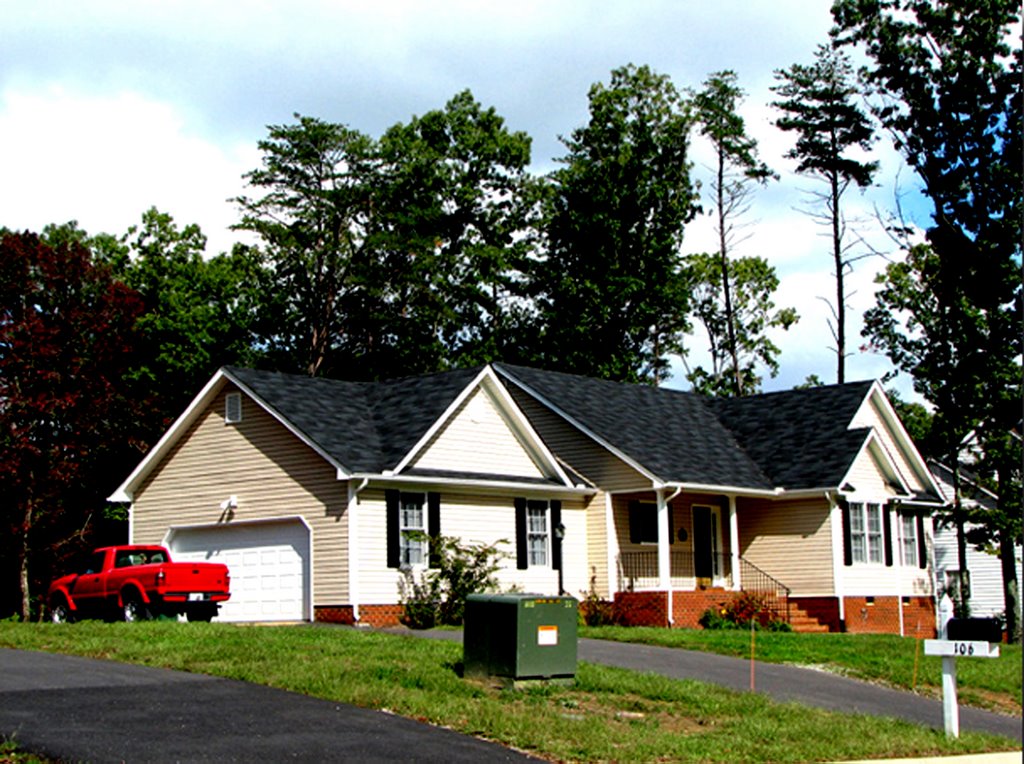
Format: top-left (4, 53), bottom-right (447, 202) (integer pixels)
top-left (0, 232), bottom-right (143, 619)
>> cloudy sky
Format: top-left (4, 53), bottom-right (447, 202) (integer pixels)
top-left (1, 1), bottom-right (932, 396)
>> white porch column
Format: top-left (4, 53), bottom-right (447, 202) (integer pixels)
top-left (657, 489), bottom-right (673, 624)
top-left (729, 495), bottom-right (740, 591)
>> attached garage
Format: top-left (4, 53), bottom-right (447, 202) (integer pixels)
top-left (166, 518), bottom-right (311, 623)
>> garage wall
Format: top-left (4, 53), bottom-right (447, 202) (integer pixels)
top-left (131, 385), bottom-right (350, 608)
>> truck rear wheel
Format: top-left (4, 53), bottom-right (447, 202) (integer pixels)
top-left (186, 604), bottom-right (217, 622)
top-left (121, 594), bottom-right (152, 622)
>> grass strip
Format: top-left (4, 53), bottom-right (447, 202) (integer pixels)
top-left (579, 625), bottom-right (1022, 715)
top-left (0, 622), bottom-right (1019, 763)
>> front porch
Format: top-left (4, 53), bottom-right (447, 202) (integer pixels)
top-left (615, 549), bottom-right (792, 628)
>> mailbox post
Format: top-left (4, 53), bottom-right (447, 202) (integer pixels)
top-left (923, 595), bottom-right (1002, 738)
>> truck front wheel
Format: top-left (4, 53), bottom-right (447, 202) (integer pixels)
top-left (49, 599), bottom-right (74, 624)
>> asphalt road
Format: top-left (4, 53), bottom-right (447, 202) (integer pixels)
top-left (0, 648), bottom-right (538, 763)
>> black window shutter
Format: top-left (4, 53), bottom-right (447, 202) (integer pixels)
top-left (667, 502), bottom-right (675, 545)
top-left (427, 492), bottom-right (441, 569)
top-left (628, 501), bottom-right (641, 544)
top-left (385, 489), bottom-right (400, 569)
top-left (515, 497), bottom-right (528, 570)
top-left (840, 500), bottom-right (853, 567)
top-left (916, 513), bottom-right (927, 569)
top-left (551, 500), bottom-right (562, 571)
top-left (883, 504), bottom-right (894, 567)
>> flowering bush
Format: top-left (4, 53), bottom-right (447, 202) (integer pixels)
top-left (699, 590), bottom-right (791, 631)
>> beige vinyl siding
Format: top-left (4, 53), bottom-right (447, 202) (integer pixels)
top-left (508, 390), bottom-right (650, 491)
top-left (355, 488), bottom-right (589, 604)
top-left (851, 395), bottom-right (929, 493)
top-left (586, 490), bottom-right (611, 597)
top-left (131, 386), bottom-right (350, 605)
top-left (845, 444), bottom-right (901, 498)
top-left (738, 497), bottom-right (834, 596)
top-left (411, 385), bottom-right (546, 478)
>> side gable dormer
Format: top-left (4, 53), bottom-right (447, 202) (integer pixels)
top-left (847, 382), bottom-right (943, 502)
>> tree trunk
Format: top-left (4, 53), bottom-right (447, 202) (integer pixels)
top-left (999, 531), bottom-right (1020, 643)
top-left (951, 460), bottom-right (970, 617)
top-left (716, 146), bottom-right (741, 395)
top-left (19, 499), bottom-right (33, 621)
top-left (831, 170), bottom-right (845, 384)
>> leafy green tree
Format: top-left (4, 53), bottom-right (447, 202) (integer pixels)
top-left (366, 91), bottom-right (537, 376)
top-left (109, 208), bottom-right (264, 433)
top-left (0, 233), bottom-right (143, 619)
top-left (772, 45), bottom-right (878, 383)
top-left (690, 71), bottom-right (778, 394)
top-left (533, 64), bottom-right (699, 383)
top-left (683, 252), bottom-right (798, 396)
top-left (836, 0), bottom-right (1022, 631)
top-left (235, 116), bottom-right (378, 377)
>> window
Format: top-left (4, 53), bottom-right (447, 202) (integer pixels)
top-left (849, 502), bottom-right (884, 564)
top-left (399, 493), bottom-right (426, 567)
top-left (527, 500), bottom-right (550, 566)
top-left (515, 498), bottom-right (561, 570)
top-left (900, 513), bottom-right (918, 566)
top-left (225, 392), bottom-right (242, 423)
top-left (628, 502), bottom-right (658, 544)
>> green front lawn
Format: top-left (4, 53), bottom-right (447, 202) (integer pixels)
top-left (0, 621), bottom-right (1019, 763)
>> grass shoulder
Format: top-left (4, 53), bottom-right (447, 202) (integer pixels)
top-left (580, 625), bottom-right (1022, 714)
top-left (0, 621), bottom-right (1020, 763)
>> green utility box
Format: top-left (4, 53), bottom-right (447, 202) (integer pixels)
top-left (464, 593), bottom-right (578, 686)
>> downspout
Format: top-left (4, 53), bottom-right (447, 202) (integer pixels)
top-left (348, 478), bottom-right (369, 623)
top-left (659, 487), bottom-right (682, 626)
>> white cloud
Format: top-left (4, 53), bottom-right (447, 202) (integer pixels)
top-left (0, 85), bottom-right (256, 254)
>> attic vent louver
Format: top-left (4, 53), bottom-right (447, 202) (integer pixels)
top-left (225, 392), bottom-right (242, 424)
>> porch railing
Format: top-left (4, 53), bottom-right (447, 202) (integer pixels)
top-left (738, 557), bottom-right (791, 624)
top-left (617, 550), bottom-right (733, 591)
top-left (617, 551), bottom-right (791, 624)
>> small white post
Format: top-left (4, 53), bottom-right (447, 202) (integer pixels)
top-left (940, 655), bottom-right (959, 738)
top-left (937, 593), bottom-right (954, 638)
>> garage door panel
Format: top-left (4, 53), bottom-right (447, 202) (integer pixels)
top-left (169, 521), bottom-right (309, 623)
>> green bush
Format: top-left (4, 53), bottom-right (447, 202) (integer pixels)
top-left (699, 590), bottom-right (791, 632)
top-left (579, 569), bottom-right (619, 626)
top-left (399, 534), bottom-right (506, 628)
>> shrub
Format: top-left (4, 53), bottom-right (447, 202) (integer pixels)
top-left (699, 590), bottom-right (791, 631)
top-left (579, 568), bottom-right (619, 626)
top-left (399, 533), bottom-right (506, 628)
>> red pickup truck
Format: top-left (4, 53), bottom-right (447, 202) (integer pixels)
top-left (48, 545), bottom-right (231, 623)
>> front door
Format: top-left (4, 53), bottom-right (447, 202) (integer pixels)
top-left (692, 505), bottom-right (721, 581)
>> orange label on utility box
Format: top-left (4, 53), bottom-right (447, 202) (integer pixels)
top-left (537, 625), bottom-right (558, 646)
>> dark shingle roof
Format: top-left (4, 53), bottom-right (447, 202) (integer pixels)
top-left (494, 364), bottom-right (774, 489)
top-left (225, 364), bottom-right (877, 492)
top-left (496, 364), bottom-right (875, 491)
top-left (706, 382), bottom-right (874, 490)
top-left (224, 366), bottom-right (481, 473)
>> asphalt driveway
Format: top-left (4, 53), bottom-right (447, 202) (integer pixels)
top-left (0, 648), bottom-right (537, 763)
top-left (404, 628), bottom-right (1023, 743)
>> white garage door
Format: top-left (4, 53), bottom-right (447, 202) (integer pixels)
top-left (168, 520), bottom-right (310, 622)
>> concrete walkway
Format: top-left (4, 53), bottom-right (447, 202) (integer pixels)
top-left (400, 628), bottom-right (1022, 743)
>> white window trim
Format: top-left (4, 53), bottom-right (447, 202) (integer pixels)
top-left (899, 512), bottom-right (918, 567)
top-left (849, 501), bottom-right (885, 565)
top-left (399, 493), bottom-right (427, 568)
top-left (526, 500), bottom-right (550, 567)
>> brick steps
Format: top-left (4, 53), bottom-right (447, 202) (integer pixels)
top-left (787, 603), bottom-right (833, 634)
